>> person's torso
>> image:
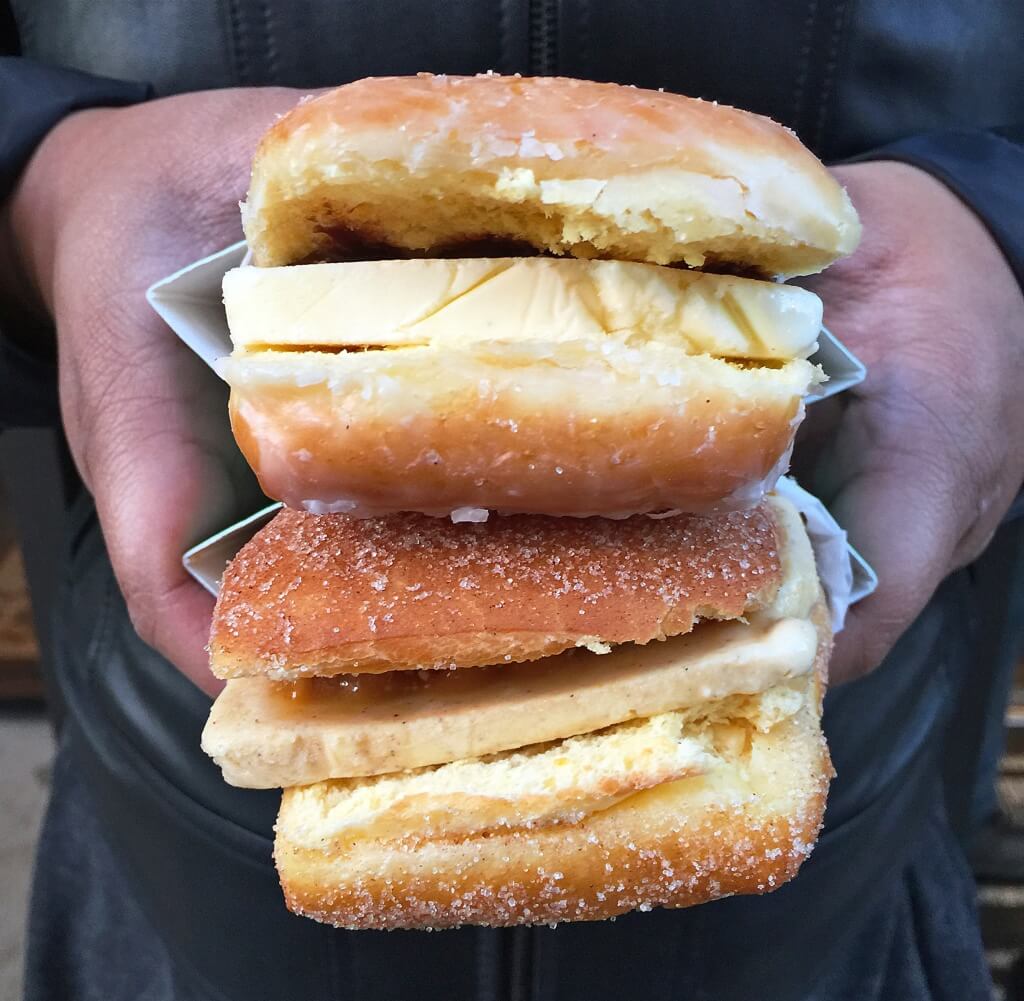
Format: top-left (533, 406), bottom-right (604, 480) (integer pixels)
top-left (20, 3), bottom-right (1017, 999)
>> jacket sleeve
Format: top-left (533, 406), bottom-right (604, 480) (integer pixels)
top-left (1, 57), bottom-right (151, 194)
top-left (1, 57), bottom-right (151, 430)
top-left (860, 128), bottom-right (1024, 291)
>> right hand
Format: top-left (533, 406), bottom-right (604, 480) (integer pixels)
top-left (5, 88), bottom-right (310, 694)
top-left (795, 162), bottom-right (1024, 684)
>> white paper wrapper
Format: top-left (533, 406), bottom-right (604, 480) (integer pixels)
top-left (774, 478), bottom-right (878, 632)
top-left (150, 244), bottom-right (878, 628)
top-left (182, 502), bottom-right (281, 598)
top-left (147, 241), bottom-right (246, 369)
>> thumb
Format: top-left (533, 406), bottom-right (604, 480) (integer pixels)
top-left (76, 330), bottom-right (255, 697)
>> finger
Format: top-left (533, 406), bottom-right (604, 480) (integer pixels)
top-left (825, 435), bottom-right (961, 684)
top-left (69, 308), bottom-right (251, 694)
top-left (138, 575), bottom-right (224, 697)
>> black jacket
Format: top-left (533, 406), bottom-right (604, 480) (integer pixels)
top-left (3, 3), bottom-right (1024, 1000)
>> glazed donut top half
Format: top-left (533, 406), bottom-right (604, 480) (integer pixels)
top-left (221, 74), bottom-right (861, 518)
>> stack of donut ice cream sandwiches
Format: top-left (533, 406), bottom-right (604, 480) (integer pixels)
top-left (200, 73), bottom-right (860, 929)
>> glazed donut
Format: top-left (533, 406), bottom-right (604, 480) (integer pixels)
top-left (222, 75), bottom-right (859, 518)
top-left (243, 74), bottom-right (860, 275)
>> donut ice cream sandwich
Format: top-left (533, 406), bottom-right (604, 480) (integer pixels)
top-left (199, 74), bottom-right (859, 930)
top-left (202, 495), bottom-right (832, 928)
top-left (219, 74), bottom-right (860, 518)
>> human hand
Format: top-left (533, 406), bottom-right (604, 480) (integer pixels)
top-left (6, 88), bottom-right (308, 694)
top-left (796, 161), bottom-right (1024, 684)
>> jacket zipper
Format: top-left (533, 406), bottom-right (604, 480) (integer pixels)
top-left (508, 923), bottom-right (533, 1001)
top-left (501, 9), bottom-right (556, 998)
top-left (529, 0), bottom-right (558, 75)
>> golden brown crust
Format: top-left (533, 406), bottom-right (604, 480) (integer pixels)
top-left (224, 347), bottom-right (815, 519)
top-left (209, 503), bottom-right (785, 680)
top-left (244, 75), bottom-right (860, 276)
top-left (276, 797), bottom-right (826, 930)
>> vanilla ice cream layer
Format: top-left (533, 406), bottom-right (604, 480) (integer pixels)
top-left (273, 692), bottom-right (818, 848)
top-left (224, 258), bottom-right (822, 361)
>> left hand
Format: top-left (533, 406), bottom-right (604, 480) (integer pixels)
top-left (795, 161), bottom-right (1024, 684)
top-left (4, 89), bottom-right (307, 695)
